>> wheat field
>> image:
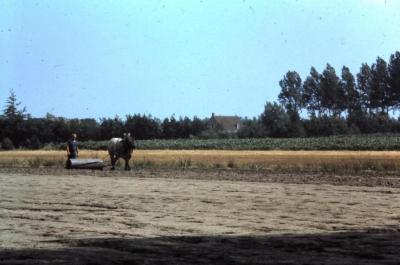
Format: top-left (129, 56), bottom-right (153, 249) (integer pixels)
top-left (1, 150), bottom-right (400, 172)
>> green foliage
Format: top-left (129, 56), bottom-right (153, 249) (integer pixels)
top-left (45, 134), bottom-right (400, 151)
top-left (3, 89), bottom-right (27, 120)
top-left (341, 66), bottom-right (360, 114)
top-left (304, 116), bottom-right (351, 136)
top-left (237, 118), bottom-right (265, 138)
top-left (126, 114), bottom-right (161, 139)
top-left (370, 57), bottom-right (390, 112)
top-left (261, 102), bottom-right (290, 137)
top-left (388, 51), bottom-right (400, 107)
top-left (162, 116), bottom-right (207, 139)
top-left (356, 63), bottom-right (373, 110)
top-left (303, 67), bottom-right (321, 116)
top-left (320, 63), bottom-right (345, 116)
top-left (1, 137), bottom-right (15, 150)
top-left (23, 135), bottom-right (42, 150)
top-left (278, 71), bottom-right (303, 113)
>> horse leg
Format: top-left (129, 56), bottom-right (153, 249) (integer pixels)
top-left (110, 156), bottom-right (116, 170)
top-left (125, 159), bottom-right (130, 171)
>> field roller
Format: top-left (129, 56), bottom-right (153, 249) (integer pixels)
top-left (66, 158), bottom-right (104, 170)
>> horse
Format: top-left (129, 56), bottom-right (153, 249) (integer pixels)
top-left (108, 133), bottom-right (135, 170)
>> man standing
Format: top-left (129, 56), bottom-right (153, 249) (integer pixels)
top-left (67, 133), bottom-right (79, 159)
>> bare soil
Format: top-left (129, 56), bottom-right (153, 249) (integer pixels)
top-left (1, 168), bottom-right (400, 264)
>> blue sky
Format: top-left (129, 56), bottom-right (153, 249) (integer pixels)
top-left (1, 0), bottom-right (399, 119)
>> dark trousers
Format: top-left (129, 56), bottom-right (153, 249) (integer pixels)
top-left (68, 153), bottom-right (77, 159)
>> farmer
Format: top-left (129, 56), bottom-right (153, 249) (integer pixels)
top-left (67, 133), bottom-right (79, 159)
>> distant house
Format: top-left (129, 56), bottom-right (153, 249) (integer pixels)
top-left (209, 113), bottom-right (241, 133)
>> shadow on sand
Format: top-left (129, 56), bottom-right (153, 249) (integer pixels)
top-left (1, 228), bottom-right (399, 265)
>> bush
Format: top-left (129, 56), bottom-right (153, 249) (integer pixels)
top-left (304, 116), bottom-right (350, 137)
top-left (23, 135), bottom-right (42, 150)
top-left (1, 137), bottom-right (15, 150)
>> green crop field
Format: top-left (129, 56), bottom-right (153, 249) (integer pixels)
top-left (46, 134), bottom-right (400, 151)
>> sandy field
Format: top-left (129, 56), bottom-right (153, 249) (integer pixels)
top-left (0, 168), bottom-right (399, 264)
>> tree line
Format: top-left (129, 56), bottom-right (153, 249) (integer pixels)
top-left (257, 50), bottom-right (400, 138)
top-left (1, 50), bottom-right (400, 149)
top-left (0, 92), bottom-right (209, 149)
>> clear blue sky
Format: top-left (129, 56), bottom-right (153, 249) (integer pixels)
top-left (1, 0), bottom-right (399, 119)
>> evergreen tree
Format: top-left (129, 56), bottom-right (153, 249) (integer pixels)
top-left (2, 90), bottom-right (29, 147)
top-left (191, 116), bottom-right (207, 137)
top-left (3, 89), bottom-right (27, 120)
top-left (125, 114), bottom-right (161, 140)
top-left (162, 116), bottom-right (178, 139)
top-left (99, 116), bottom-right (124, 140)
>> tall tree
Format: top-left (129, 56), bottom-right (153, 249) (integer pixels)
top-left (388, 51), bottom-right (400, 110)
top-left (370, 57), bottom-right (390, 114)
top-left (340, 66), bottom-right (360, 115)
top-left (126, 114), bottom-right (161, 140)
top-left (3, 89), bottom-right (27, 120)
top-left (356, 63), bottom-right (373, 113)
top-left (99, 116), bottom-right (124, 140)
top-left (278, 71), bottom-right (303, 113)
top-left (303, 67), bottom-right (321, 116)
top-left (191, 116), bottom-right (207, 136)
top-left (320, 64), bottom-right (345, 117)
top-left (2, 89), bottom-right (29, 147)
top-left (162, 116), bottom-right (178, 139)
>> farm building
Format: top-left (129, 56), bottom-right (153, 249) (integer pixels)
top-left (209, 113), bottom-right (241, 133)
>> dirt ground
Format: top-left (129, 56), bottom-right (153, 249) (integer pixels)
top-left (1, 168), bottom-right (400, 264)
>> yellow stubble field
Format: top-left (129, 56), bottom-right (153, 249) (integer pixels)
top-left (1, 150), bottom-right (400, 171)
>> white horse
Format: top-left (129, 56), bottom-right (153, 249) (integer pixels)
top-left (108, 133), bottom-right (135, 170)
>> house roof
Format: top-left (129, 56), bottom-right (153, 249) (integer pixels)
top-left (211, 114), bottom-right (241, 131)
